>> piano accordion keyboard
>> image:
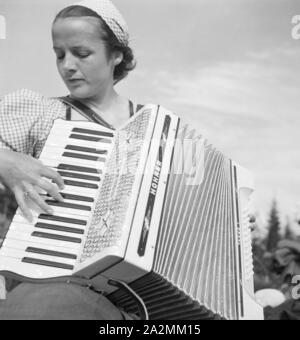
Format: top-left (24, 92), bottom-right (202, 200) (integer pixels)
top-left (0, 120), bottom-right (114, 279)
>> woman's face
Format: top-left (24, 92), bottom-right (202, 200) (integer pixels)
top-left (52, 17), bottom-right (120, 101)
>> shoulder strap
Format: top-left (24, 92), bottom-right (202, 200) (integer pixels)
top-left (129, 100), bottom-right (134, 117)
top-left (58, 96), bottom-right (115, 130)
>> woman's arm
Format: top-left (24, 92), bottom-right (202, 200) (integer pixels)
top-left (0, 149), bottom-right (64, 222)
top-left (0, 90), bottom-right (68, 221)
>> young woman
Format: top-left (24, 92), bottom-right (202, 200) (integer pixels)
top-left (0, 0), bottom-right (136, 222)
top-left (0, 0), bottom-right (140, 319)
top-left (0, 0), bottom-right (257, 320)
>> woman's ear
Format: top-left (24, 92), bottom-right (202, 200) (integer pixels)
top-left (113, 51), bottom-right (123, 66)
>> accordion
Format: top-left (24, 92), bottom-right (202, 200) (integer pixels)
top-left (0, 105), bottom-right (263, 320)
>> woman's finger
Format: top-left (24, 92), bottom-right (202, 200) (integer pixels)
top-left (36, 178), bottom-right (64, 202)
top-left (14, 187), bottom-right (33, 223)
top-left (41, 166), bottom-right (65, 190)
top-left (23, 184), bottom-right (54, 215)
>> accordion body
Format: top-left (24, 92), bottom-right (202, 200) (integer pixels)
top-left (0, 105), bottom-right (263, 320)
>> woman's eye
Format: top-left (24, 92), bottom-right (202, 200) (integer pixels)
top-left (78, 53), bottom-right (90, 59)
top-left (56, 54), bottom-right (64, 60)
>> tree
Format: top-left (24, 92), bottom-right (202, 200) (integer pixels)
top-left (284, 217), bottom-right (295, 240)
top-left (265, 200), bottom-right (281, 252)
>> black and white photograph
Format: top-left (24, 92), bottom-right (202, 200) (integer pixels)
top-left (0, 0), bottom-right (299, 322)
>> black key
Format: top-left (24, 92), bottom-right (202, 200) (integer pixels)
top-left (26, 246), bottom-right (77, 260)
top-left (22, 257), bottom-right (74, 270)
top-left (35, 222), bottom-right (85, 235)
top-left (38, 214), bottom-right (87, 226)
top-left (72, 128), bottom-right (114, 138)
top-left (59, 193), bottom-right (94, 203)
top-left (58, 164), bottom-right (101, 174)
top-left (45, 200), bottom-right (91, 211)
top-left (64, 179), bottom-right (98, 189)
top-left (57, 171), bottom-right (100, 182)
top-left (32, 231), bottom-right (82, 244)
top-left (65, 145), bottom-right (107, 155)
top-left (70, 134), bottom-right (111, 143)
top-left (62, 152), bottom-right (105, 162)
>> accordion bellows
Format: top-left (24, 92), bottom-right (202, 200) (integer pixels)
top-left (108, 111), bottom-right (261, 320)
top-left (0, 105), bottom-right (263, 320)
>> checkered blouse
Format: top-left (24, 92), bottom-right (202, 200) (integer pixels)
top-left (0, 89), bottom-right (68, 157)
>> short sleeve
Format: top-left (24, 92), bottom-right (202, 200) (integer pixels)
top-left (0, 89), bottom-right (67, 157)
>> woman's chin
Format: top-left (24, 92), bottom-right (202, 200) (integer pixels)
top-left (68, 87), bottom-right (91, 100)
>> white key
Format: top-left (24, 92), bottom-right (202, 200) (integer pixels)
top-left (9, 223), bottom-right (84, 242)
top-left (44, 134), bottom-right (112, 150)
top-left (2, 238), bottom-right (79, 258)
top-left (22, 180), bottom-right (98, 197)
top-left (42, 197), bottom-right (94, 216)
top-left (59, 176), bottom-right (101, 190)
top-left (57, 191), bottom-right (96, 203)
top-left (45, 196), bottom-right (94, 207)
top-left (4, 230), bottom-right (82, 251)
top-left (42, 145), bottom-right (108, 159)
top-left (11, 219), bottom-right (85, 237)
top-left (42, 154), bottom-right (106, 169)
top-left (18, 200), bottom-right (91, 218)
top-left (0, 255), bottom-right (73, 279)
top-left (61, 185), bottom-right (99, 197)
top-left (43, 204), bottom-right (91, 218)
top-left (55, 170), bottom-right (101, 182)
top-left (45, 198), bottom-right (93, 214)
top-left (0, 246), bottom-right (76, 266)
top-left (13, 210), bottom-right (89, 226)
top-left (12, 197), bottom-right (92, 222)
top-left (42, 159), bottom-right (103, 174)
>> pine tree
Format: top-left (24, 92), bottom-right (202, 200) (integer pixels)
top-left (284, 217), bottom-right (295, 240)
top-left (265, 200), bottom-right (281, 251)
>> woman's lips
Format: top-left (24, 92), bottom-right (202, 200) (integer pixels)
top-left (67, 78), bottom-right (84, 85)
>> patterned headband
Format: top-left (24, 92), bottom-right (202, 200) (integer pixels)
top-left (72, 0), bottom-right (129, 45)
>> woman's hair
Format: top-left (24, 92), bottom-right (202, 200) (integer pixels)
top-left (53, 5), bottom-right (136, 84)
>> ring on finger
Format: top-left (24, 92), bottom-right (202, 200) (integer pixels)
top-left (23, 190), bottom-right (32, 199)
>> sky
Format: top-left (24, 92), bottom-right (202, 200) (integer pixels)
top-left (0, 0), bottom-right (299, 233)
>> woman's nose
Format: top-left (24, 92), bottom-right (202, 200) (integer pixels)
top-left (62, 53), bottom-right (77, 72)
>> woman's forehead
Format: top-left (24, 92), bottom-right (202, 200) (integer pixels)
top-left (52, 17), bottom-right (103, 44)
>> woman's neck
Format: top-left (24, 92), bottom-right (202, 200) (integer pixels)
top-left (79, 86), bottom-right (118, 113)
top-left (75, 88), bottom-right (130, 129)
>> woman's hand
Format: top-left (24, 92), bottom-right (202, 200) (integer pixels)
top-left (0, 149), bottom-right (64, 222)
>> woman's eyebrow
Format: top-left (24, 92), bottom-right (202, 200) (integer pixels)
top-left (72, 45), bottom-right (91, 50)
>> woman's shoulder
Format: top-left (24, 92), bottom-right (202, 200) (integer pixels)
top-left (1, 88), bottom-right (46, 101)
top-left (0, 88), bottom-right (67, 118)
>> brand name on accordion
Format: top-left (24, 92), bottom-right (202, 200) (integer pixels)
top-left (150, 160), bottom-right (162, 195)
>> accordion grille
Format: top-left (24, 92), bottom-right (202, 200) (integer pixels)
top-left (80, 110), bottom-right (152, 262)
